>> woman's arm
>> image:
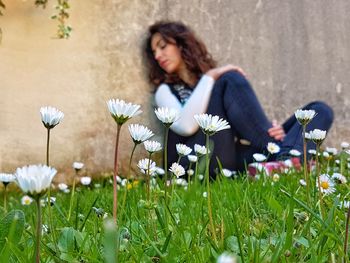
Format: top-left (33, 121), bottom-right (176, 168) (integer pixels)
top-left (155, 75), bottom-right (215, 136)
top-left (155, 65), bottom-right (245, 136)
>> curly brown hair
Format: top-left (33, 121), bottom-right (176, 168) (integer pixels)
top-left (144, 21), bottom-right (217, 87)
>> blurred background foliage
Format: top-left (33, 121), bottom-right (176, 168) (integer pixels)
top-left (0, 0), bottom-right (72, 41)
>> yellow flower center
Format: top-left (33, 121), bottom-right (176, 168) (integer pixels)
top-left (321, 181), bottom-right (329, 189)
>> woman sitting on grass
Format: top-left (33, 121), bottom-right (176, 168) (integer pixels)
top-left (143, 20), bottom-right (334, 177)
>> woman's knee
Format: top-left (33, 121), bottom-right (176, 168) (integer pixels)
top-left (306, 101), bottom-right (334, 124)
top-left (213, 71), bottom-right (250, 93)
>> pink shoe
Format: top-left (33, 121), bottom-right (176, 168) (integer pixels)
top-left (248, 157), bottom-right (301, 177)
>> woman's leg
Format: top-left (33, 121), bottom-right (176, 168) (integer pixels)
top-left (216, 71), bottom-right (273, 149)
top-left (277, 101), bottom-right (334, 159)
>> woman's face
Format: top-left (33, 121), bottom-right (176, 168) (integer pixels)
top-left (151, 33), bottom-right (185, 75)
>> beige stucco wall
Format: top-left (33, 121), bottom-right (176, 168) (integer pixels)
top-left (1, 0), bottom-right (349, 181)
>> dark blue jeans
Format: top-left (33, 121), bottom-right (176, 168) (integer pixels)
top-left (167, 71), bottom-right (334, 176)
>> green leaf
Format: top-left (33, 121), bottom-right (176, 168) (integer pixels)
top-left (265, 195), bottom-right (283, 215)
top-left (58, 227), bottom-right (75, 254)
top-left (226, 236), bottom-right (240, 254)
top-left (294, 236), bottom-right (309, 248)
top-left (0, 210), bottom-right (25, 252)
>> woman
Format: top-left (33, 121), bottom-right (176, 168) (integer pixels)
top-left (144, 21), bottom-right (333, 176)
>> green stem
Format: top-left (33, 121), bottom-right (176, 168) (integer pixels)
top-left (46, 128), bottom-right (50, 166)
top-left (35, 197), bottom-right (42, 263)
top-left (67, 170), bottom-right (78, 221)
top-left (120, 143), bottom-right (137, 221)
top-left (205, 133), bottom-right (217, 243)
top-left (344, 204), bottom-right (350, 263)
top-left (113, 124), bottom-right (122, 224)
top-left (3, 184), bottom-right (7, 213)
top-left (146, 152), bottom-right (152, 202)
top-left (164, 127), bottom-right (169, 204)
top-left (45, 128), bottom-right (58, 250)
top-left (187, 163), bottom-right (193, 191)
top-left (302, 126), bottom-right (310, 204)
top-left (316, 144), bottom-right (324, 219)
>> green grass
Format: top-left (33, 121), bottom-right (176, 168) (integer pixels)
top-left (0, 154), bottom-right (350, 262)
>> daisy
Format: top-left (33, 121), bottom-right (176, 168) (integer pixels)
top-left (176, 143), bottom-right (192, 156)
top-left (40, 106), bottom-right (64, 129)
top-left (143, 140), bottom-right (162, 153)
top-left (194, 114), bottom-right (230, 135)
top-left (194, 144), bottom-right (209, 156)
top-left (107, 99), bottom-right (141, 125)
top-left (294, 109), bottom-right (316, 125)
top-left (187, 155), bottom-right (198, 163)
top-left (128, 124), bottom-right (154, 144)
top-left (316, 174), bottom-right (335, 195)
top-left (253, 153), bottom-right (267, 162)
top-left (331, 173), bottom-right (347, 184)
top-left (289, 149), bottom-right (301, 157)
top-left (267, 142), bottom-right (280, 154)
top-left (154, 107), bottom-right (180, 126)
top-left (169, 163), bottom-right (185, 178)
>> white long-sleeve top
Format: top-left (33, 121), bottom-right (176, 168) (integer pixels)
top-left (154, 74), bottom-right (215, 136)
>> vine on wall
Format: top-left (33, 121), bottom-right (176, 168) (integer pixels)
top-left (0, 0), bottom-right (72, 42)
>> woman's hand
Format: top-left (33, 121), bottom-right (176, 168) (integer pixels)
top-left (268, 120), bottom-right (285, 141)
top-left (206, 64), bottom-right (246, 80)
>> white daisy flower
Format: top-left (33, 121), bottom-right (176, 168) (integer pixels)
top-left (107, 99), bottom-right (141, 125)
top-left (0, 173), bottom-right (15, 185)
top-left (42, 224), bottom-right (49, 234)
top-left (137, 158), bottom-right (156, 174)
top-left (169, 163), bottom-right (185, 178)
top-left (331, 173), bottom-right (347, 184)
top-left (194, 144), bottom-right (209, 156)
top-left (80, 176), bottom-right (92, 186)
top-left (40, 106), bottom-right (64, 129)
top-left (272, 173), bottom-right (280, 182)
top-left (294, 109), bottom-right (316, 125)
top-left (21, 195), bottom-right (33, 205)
top-left (289, 149), bottom-right (301, 157)
top-left (316, 174), bottom-right (335, 195)
top-left (72, 162), bottom-right (84, 170)
top-left (304, 132), bottom-right (312, 140)
top-left (187, 169), bottom-right (194, 176)
top-left (175, 178), bottom-right (188, 186)
top-left (253, 153), bottom-right (267, 162)
top-left (309, 129), bottom-right (326, 143)
top-left (194, 114), bottom-right (230, 135)
top-left (299, 179), bottom-right (307, 186)
top-left (283, 159), bottom-right (293, 168)
top-left (322, 151), bottom-right (330, 159)
top-left (267, 142), bottom-right (280, 154)
top-left (155, 167), bottom-right (165, 176)
top-left (154, 107), bottom-right (180, 126)
top-left (128, 124), bottom-right (154, 144)
top-left (15, 164), bottom-right (57, 196)
top-left (222, 169), bottom-right (233, 178)
top-left (143, 140), bottom-right (162, 153)
top-left (339, 200), bottom-right (350, 209)
top-left (198, 174), bottom-right (204, 181)
top-left (176, 143), bottom-right (192, 156)
top-left (217, 251), bottom-right (237, 263)
top-left (187, 155), bottom-right (198, 163)
top-left (341, 142), bottom-right (349, 150)
top-left (202, 192), bottom-right (208, 198)
top-left (325, 147), bottom-right (338, 155)
top-left (58, 183), bottom-right (68, 191)
top-left (308, 149), bottom-right (317, 155)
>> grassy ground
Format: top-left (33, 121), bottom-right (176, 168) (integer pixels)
top-left (1, 151), bottom-right (350, 263)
